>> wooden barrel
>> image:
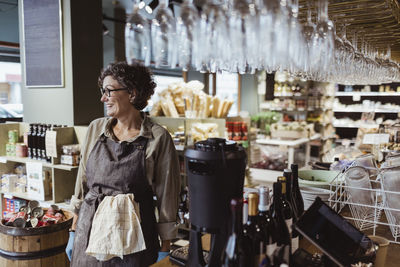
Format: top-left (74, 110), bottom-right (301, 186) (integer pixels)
top-left (0, 209), bottom-right (72, 267)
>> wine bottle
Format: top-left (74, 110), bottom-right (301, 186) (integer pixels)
top-left (258, 186), bottom-right (277, 266)
top-left (222, 198), bottom-right (253, 267)
top-left (283, 169), bottom-right (299, 252)
top-left (32, 124), bottom-right (38, 160)
top-left (271, 182), bottom-right (291, 265)
top-left (27, 124), bottom-right (33, 159)
top-left (291, 164), bottom-right (304, 217)
top-left (243, 192), bottom-right (264, 266)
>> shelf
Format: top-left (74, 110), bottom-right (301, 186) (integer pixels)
top-left (0, 190), bottom-right (70, 210)
top-left (256, 134), bottom-right (321, 147)
top-left (0, 156), bottom-right (78, 171)
top-left (333, 109), bottom-right (400, 113)
top-left (335, 92), bottom-right (400, 96)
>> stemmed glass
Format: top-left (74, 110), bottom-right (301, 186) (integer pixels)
top-left (176, 0), bottom-right (200, 71)
top-left (125, 0), bottom-right (151, 66)
top-left (151, 0), bottom-right (177, 68)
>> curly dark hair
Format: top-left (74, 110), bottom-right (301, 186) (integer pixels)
top-left (98, 61), bottom-right (156, 110)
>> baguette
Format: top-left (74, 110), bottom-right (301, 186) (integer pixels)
top-left (212, 97), bottom-right (220, 118)
top-left (222, 100), bottom-right (234, 117)
top-left (217, 99), bottom-right (227, 118)
top-left (204, 95), bottom-right (212, 118)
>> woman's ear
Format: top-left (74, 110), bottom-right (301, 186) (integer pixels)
top-left (129, 90), bottom-right (136, 103)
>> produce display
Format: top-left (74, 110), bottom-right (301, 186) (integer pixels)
top-left (150, 80), bottom-right (233, 118)
top-left (250, 144), bottom-right (287, 171)
top-left (250, 111), bottom-right (281, 135)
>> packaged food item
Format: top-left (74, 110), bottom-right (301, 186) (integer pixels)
top-left (61, 154), bottom-right (80, 166)
top-left (62, 144), bottom-right (80, 155)
top-left (16, 143), bottom-right (28, 157)
top-left (8, 130), bottom-right (18, 144)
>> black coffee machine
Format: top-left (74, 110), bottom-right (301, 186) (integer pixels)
top-left (185, 138), bottom-right (247, 267)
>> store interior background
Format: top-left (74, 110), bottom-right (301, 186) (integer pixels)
top-left (0, 0), bottom-right (258, 126)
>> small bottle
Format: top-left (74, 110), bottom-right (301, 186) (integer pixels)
top-left (32, 124), bottom-right (38, 160)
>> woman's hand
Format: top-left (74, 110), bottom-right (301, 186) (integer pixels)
top-left (66, 214), bottom-right (78, 261)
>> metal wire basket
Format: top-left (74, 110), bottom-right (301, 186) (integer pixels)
top-left (329, 161), bottom-right (400, 244)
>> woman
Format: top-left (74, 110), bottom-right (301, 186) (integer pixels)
top-left (66, 61), bottom-right (180, 266)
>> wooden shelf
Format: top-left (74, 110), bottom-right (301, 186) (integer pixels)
top-left (0, 156), bottom-right (78, 171)
top-left (0, 190), bottom-right (70, 210)
top-left (335, 92), bottom-right (400, 96)
top-left (333, 109), bottom-right (400, 113)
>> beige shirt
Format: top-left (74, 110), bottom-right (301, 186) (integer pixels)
top-left (70, 114), bottom-right (181, 240)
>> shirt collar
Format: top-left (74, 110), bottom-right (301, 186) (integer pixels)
top-left (101, 112), bottom-right (153, 142)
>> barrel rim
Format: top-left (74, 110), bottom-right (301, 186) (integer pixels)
top-left (0, 209), bottom-right (73, 236)
top-left (0, 244), bottom-right (66, 260)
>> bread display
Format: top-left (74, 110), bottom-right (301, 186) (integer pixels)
top-left (151, 80), bottom-right (233, 118)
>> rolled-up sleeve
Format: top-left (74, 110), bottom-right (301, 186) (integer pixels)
top-left (153, 132), bottom-right (181, 240)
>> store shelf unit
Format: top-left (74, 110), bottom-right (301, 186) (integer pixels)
top-left (0, 122), bottom-right (87, 214)
top-left (333, 83), bottom-right (400, 140)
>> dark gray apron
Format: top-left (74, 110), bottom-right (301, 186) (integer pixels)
top-left (71, 134), bottom-right (160, 267)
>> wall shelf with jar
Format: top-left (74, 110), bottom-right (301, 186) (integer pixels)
top-left (0, 122), bottom-right (87, 215)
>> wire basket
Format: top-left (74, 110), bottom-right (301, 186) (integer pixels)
top-left (329, 161), bottom-right (400, 244)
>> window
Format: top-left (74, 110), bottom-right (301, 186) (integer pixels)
top-left (145, 75), bottom-right (183, 113)
top-left (215, 71), bottom-right (239, 116)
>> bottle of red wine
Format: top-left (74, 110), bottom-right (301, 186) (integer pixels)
top-left (221, 198), bottom-right (253, 267)
top-left (258, 186), bottom-right (277, 266)
top-left (243, 192), bottom-right (264, 266)
top-left (291, 164), bottom-right (304, 217)
top-left (271, 182), bottom-right (291, 265)
top-left (283, 169), bottom-right (299, 252)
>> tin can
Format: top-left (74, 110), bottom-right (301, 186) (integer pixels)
top-left (28, 200), bottom-right (39, 210)
top-left (16, 143), bottom-right (28, 158)
top-left (13, 218), bottom-right (26, 228)
top-left (32, 207), bottom-right (43, 218)
top-left (8, 130), bottom-right (18, 144)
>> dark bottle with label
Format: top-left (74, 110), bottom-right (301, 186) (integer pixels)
top-left (37, 124), bottom-right (43, 160)
top-left (283, 169), bottom-right (299, 252)
top-left (40, 124), bottom-right (47, 161)
top-left (258, 186), bottom-right (277, 266)
top-left (221, 198), bottom-right (253, 267)
top-left (46, 124), bottom-right (52, 162)
top-left (27, 124), bottom-right (34, 159)
top-left (32, 124), bottom-right (38, 160)
top-left (291, 164), bottom-right (304, 217)
top-left (271, 181), bottom-right (291, 265)
top-left (243, 192), bottom-right (264, 266)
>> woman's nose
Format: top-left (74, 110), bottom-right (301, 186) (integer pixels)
top-left (100, 94), bottom-right (108, 102)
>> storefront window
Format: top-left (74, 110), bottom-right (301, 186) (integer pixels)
top-left (145, 74), bottom-right (183, 113)
top-left (0, 62), bottom-right (23, 120)
top-left (215, 71), bottom-right (239, 116)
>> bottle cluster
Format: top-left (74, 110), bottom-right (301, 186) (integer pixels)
top-left (222, 164), bottom-right (304, 267)
top-left (27, 124), bottom-right (66, 162)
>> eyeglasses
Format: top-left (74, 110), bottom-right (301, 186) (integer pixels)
top-left (100, 87), bottom-right (129, 97)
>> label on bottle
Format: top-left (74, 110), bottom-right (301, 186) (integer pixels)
top-left (285, 218), bottom-right (293, 234)
top-left (266, 242), bottom-right (277, 258)
top-left (291, 236), bottom-right (299, 252)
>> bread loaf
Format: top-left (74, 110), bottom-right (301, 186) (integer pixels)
top-left (212, 97), bottom-right (220, 118)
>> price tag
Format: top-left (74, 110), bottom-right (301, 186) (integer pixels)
top-left (45, 130), bottom-right (58, 157)
top-left (363, 134), bottom-right (390, 145)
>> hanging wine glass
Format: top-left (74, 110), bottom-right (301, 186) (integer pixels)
top-left (176, 0), bottom-right (200, 71)
top-left (151, 0), bottom-right (177, 68)
top-left (125, 0), bottom-right (151, 66)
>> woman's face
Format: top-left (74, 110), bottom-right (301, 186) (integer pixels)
top-left (101, 75), bottom-right (134, 118)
